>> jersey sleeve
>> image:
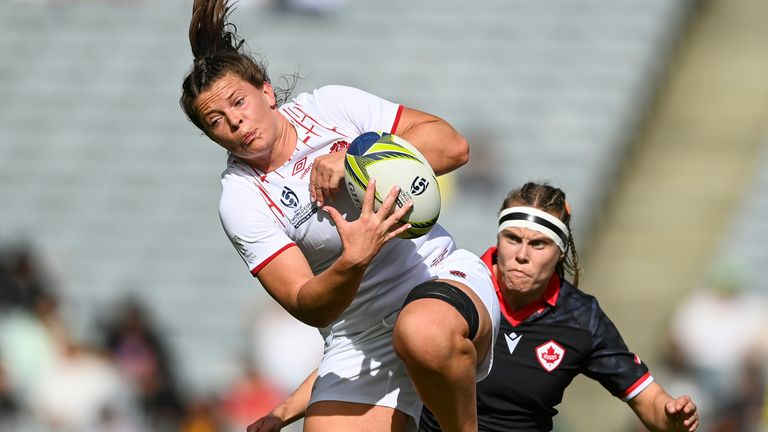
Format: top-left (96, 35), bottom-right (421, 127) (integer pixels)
top-left (219, 174), bottom-right (296, 276)
top-left (308, 85), bottom-right (403, 136)
top-left (583, 298), bottom-right (653, 402)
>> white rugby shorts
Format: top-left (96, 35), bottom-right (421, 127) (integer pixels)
top-left (308, 248), bottom-right (500, 425)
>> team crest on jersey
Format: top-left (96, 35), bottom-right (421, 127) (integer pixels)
top-left (536, 340), bottom-right (565, 372)
top-left (280, 187), bottom-right (299, 209)
top-left (330, 140), bottom-right (349, 153)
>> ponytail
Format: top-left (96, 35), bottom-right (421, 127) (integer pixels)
top-left (181, 0), bottom-right (297, 133)
top-left (189, 0), bottom-right (242, 59)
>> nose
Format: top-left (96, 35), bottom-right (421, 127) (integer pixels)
top-left (227, 112), bottom-right (243, 132)
top-left (514, 244), bottom-right (529, 263)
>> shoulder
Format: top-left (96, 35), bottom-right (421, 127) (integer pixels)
top-left (554, 281), bottom-right (606, 330)
top-left (557, 281), bottom-right (600, 312)
top-left (218, 163), bottom-right (270, 223)
top-left (220, 158), bottom-right (255, 197)
top-left (315, 84), bottom-right (378, 99)
top-left (290, 85), bottom-right (383, 107)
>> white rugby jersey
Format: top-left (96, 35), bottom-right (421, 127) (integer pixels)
top-left (219, 85), bottom-right (456, 338)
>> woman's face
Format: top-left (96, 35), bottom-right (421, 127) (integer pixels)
top-left (195, 73), bottom-right (280, 162)
top-left (496, 224), bottom-right (562, 298)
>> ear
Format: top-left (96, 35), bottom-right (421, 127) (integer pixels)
top-left (262, 81), bottom-right (277, 109)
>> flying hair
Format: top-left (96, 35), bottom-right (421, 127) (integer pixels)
top-left (181, 0), bottom-right (282, 133)
top-left (189, 0), bottom-right (243, 59)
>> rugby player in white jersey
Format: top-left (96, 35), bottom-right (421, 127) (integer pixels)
top-left (179, 1), bottom-right (500, 431)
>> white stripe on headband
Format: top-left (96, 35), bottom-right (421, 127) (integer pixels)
top-left (498, 206), bottom-right (569, 252)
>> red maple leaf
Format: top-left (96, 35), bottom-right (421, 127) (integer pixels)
top-left (541, 346), bottom-right (560, 363)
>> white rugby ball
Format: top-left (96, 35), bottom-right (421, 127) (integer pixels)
top-left (344, 132), bottom-right (440, 239)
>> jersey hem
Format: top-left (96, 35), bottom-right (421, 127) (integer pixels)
top-left (619, 372), bottom-right (654, 401)
top-left (250, 243), bottom-right (297, 276)
top-left (391, 105), bottom-right (404, 134)
top-left (309, 392), bottom-right (419, 421)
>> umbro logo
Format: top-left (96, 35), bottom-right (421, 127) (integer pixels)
top-left (292, 157), bottom-right (307, 176)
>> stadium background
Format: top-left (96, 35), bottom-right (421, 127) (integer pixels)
top-left (1, 0), bottom-right (767, 430)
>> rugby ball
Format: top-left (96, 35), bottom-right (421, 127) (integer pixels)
top-left (344, 132), bottom-right (440, 239)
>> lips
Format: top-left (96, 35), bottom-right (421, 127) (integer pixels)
top-left (241, 131), bottom-right (256, 147)
top-left (509, 269), bottom-right (530, 278)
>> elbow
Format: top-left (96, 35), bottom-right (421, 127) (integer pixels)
top-left (292, 305), bottom-right (341, 329)
top-left (454, 134), bottom-right (469, 168)
top-left (438, 133), bottom-right (468, 175)
top-left (304, 315), bottom-right (336, 329)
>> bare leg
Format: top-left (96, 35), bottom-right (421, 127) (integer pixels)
top-left (392, 281), bottom-right (492, 432)
top-left (304, 401), bottom-right (412, 432)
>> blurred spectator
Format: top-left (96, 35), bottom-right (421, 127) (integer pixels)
top-left (0, 241), bottom-right (50, 312)
top-left (98, 296), bottom-right (185, 430)
top-left (664, 259), bottom-right (768, 431)
top-left (249, 303), bottom-right (324, 394)
top-left (0, 362), bottom-right (20, 430)
top-left (84, 405), bottom-right (142, 432)
top-left (219, 360), bottom-right (285, 430)
top-left (0, 289), bottom-right (66, 401)
top-left (28, 337), bottom-right (138, 431)
top-left (179, 396), bottom-right (225, 432)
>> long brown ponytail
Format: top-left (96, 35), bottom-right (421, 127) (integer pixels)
top-left (180, 0), bottom-right (294, 133)
top-left (189, 0), bottom-right (242, 59)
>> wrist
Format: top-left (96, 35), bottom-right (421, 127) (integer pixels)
top-left (336, 253), bottom-right (370, 273)
top-left (269, 407), bottom-right (288, 426)
top-left (272, 405), bottom-right (303, 427)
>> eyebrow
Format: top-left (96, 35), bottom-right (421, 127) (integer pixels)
top-left (502, 229), bottom-right (553, 243)
top-left (202, 90), bottom-right (239, 118)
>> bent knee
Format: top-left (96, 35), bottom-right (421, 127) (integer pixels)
top-left (393, 298), bottom-right (475, 367)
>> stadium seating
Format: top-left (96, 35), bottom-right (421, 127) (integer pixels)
top-left (0, 0), bottom-right (695, 393)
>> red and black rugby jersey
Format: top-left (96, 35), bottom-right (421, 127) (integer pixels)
top-left (419, 247), bottom-right (651, 432)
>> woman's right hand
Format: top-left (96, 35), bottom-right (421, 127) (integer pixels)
top-left (247, 413), bottom-right (283, 432)
top-left (322, 178), bottom-right (413, 268)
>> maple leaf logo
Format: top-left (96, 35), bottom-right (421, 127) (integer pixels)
top-left (541, 346), bottom-right (560, 364)
top-left (535, 340), bottom-right (565, 372)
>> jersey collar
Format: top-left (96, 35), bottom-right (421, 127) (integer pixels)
top-left (480, 247), bottom-right (561, 326)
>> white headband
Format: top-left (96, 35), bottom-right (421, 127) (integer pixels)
top-left (498, 206), bottom-right (570, 252)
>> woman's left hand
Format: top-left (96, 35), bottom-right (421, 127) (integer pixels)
top-left (246, 413), bottom-right (283, 432)
top-left (665, 395), bottom-right (698, 431)
top-left (309, 151), bottom-right (346, 207)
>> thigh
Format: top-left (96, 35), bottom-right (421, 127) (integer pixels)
top-left (438, 278), bottom-right (493, 366)
top-left (305, 401), bottom-right (413, 432)
top-left (429, 248), bottom-right (501, 380)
